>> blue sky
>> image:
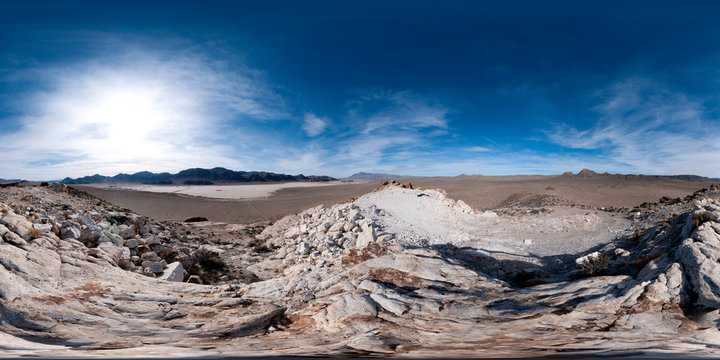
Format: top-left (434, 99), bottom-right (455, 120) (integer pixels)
top-left (2, 0), bottom-right (720, 180)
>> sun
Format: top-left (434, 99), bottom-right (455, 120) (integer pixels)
top-left (78, 87), bottom-right (172, 157)
top-left (89, 90), bottom-right (165, 138)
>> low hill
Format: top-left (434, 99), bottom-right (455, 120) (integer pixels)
top-left (61, 167), bottom-right (335, 185)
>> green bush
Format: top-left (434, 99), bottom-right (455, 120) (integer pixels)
top-left (578, 256), bottom-right (611, 276)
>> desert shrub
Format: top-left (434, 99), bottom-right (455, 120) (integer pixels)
top-left (578, 256), bottom-right (611, 276)
top-left (28, 227), bottom-right (43, 239)
top-left (248, 239), bottom-right (271, 253)
top-left (631, 231), bottom-right (643, 242)
top-left (693, 211), bottom-right (716, 227)
top-left (195, 249), bottom-right (225, 271)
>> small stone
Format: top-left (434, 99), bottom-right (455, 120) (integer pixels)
top-left (118, 259), bottom-right (135, 270)
top-left (328, 222), bottom-right (345, 233)
top-left (141, 251), bottom-right (160, 262)
top-left (615, 248), bottom-right (631, 257)
top-left (298, 242), bottom-right (310, 255)
top-left (376, 234), bottom-right (393, 243)
top-left (187, 275), bottom-right (203, 284)
top-left (142, 267), bottom-right (156, 277)
top-left (124, 239), bottom-right (139, 248)
top-left (145, 236), bottom-right (161, 246)
top-left (33, 223), bottom-right (53, 232)
top-left (141, 261), bottom-right (164, 274)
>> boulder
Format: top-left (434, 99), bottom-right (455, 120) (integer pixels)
top-left (0, 224), bottom-right (28, 247)
top-left (324, 294), bottom-right (378, 326)
top-left (79, 226), bottom-right (101, 245)
top-left (99, 231), bottom-right (124, 246)
top-left (61, 226), bottom-right (81, 240)
top-left (97, 242), bottom-right (126, 265)
top-left (0, 211), bottom-right (33, 240)
top-left (456, 200), bottom-right (473, 214)
top-left (680, 224), bottom-right (720, 308)
top-left (356, 224), bottom-right (377, 248)
top-left (158, 262), bottom-right (184, 282)
top-left (118, 224), bottom-right (135, 239)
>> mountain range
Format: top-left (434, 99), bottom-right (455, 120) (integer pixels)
top-left (346, 172), bottom-right (406, 180)
top-left (560, 168), bottom-right (720, 182)
top-left (61, 167), bottom-right (336, 185)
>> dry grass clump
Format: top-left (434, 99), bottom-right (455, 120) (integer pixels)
top-left (28, 227), bottom-right (44, 239)
top-left (634, 253), bottom-right (661, 270)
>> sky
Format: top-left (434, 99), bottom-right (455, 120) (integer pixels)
top-left (2, 0), bottom-right (720, 180)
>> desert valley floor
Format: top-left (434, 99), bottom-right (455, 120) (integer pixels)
top-left (2, 172), bottom-right (720, 358)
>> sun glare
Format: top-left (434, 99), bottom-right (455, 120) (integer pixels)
top-left (82, 88), bottom-right (170, 156)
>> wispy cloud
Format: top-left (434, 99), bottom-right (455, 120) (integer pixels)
top-left (465, 146), bottom-right (492, 152)
top-left (302, 112), bottom-right (328, 137)
top-left (547, 78), bottom-right (720, 175)
top-left (270, 89), bottom-right (454, 177)
top-left (348, 89), bottom-right (449, 135)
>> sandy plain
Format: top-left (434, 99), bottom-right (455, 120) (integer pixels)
top-left (75, 173), bottom-right (717, 224)
top-left (96, 182), bottom-right (347, 199)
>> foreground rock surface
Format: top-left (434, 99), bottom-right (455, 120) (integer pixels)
top-left (1, 182), bottom-right (720, 357)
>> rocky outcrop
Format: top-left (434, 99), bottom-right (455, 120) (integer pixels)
top-left (2, 182), bottom-right (720, 357)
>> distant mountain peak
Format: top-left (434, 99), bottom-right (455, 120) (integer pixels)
top-left (576, 168), bottom-right (599, 177)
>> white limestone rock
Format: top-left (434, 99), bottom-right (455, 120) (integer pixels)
top-left (158, 262), bottom-right (184, 282)
top-left (356, 224), bottom-right (376, 248)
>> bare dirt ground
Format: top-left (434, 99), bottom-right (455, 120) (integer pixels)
top-left (75, 182), bottom-right (379, 223)
top-left (75, 173), bottom-right (715, 224)
top-left (407, 173), bottom-right (717, 210)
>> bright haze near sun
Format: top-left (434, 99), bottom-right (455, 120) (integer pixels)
top-left (1, 1), bottom-right (720, 180)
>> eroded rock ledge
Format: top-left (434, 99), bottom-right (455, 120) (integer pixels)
top-left (1, 183), bottom-right (720, 357)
